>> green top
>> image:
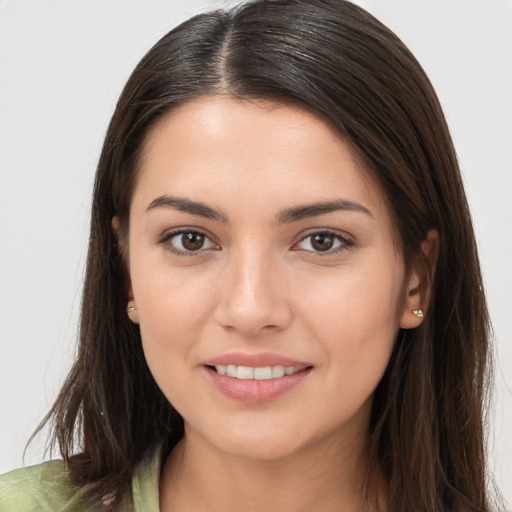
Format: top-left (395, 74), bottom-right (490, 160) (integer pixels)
top-left (0, 450), bottom-right (161, 511)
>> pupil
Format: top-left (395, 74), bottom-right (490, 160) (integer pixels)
top-left (311, 234), bottom-right (334, 251)
top-left (182, 232), bottom-right (204, 251)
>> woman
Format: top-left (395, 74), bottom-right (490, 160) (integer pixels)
top-left (0, 0), bottom-right (501, 510)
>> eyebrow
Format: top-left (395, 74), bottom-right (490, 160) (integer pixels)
top-left (146, 195), bottom-right (228, 221)
top-left (276, 199), bottom-right (374, 222)
top-left (145, 195), bottom-right (373, 223)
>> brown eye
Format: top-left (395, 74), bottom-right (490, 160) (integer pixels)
top-left (310, 233), bottom-right (334, 251)
top-left (295, 230), bottom-right (352, 255)
top-left (164, 230), bottom-right (216, 255)
top-left (181, 232), bottom-right (205, 251)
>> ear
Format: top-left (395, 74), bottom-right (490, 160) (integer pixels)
top-left (126, 300), bottom-right (140, 324)
top-left (112, 216), bottom-right (139, 324)
top-left (399, 230), bottom-right (439, 329)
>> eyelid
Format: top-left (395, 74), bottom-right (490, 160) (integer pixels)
top-left (292, 228), bottom-right (355, 256)
top-left (158, 227), bottom-right (219, 256)
top-left (158, 226), bottom-right (354, 258)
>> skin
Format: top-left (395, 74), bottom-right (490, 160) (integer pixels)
top-left (120, 96), bottom-right (430, 511)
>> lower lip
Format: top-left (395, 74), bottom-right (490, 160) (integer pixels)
top-left (203, 366), bottom-right (312, 403)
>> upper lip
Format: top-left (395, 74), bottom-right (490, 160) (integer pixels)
top-left (203, 352), bottom-right (312, 368)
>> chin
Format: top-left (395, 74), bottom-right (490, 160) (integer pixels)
top-left (217, 435), bottom-right (301, 461)
top-left (191, 420), bottom-right (307, 461)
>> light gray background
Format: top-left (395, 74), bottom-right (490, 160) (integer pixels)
top-left (1, 0), bottom-right (510, 505)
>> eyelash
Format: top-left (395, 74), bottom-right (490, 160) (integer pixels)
top-left (294, 229), bottom-right (354, 257)
top-left (159, 228), bottom-right (218, 257)
top-left (158, 228), bottom-right (354, 258)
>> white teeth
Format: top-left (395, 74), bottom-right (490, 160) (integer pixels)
top-left (236, 366), bottom-right (254, 380)
top-left (213, 364), bottom-right (303, 380)
top-left (272, 365), bottom-right (285, 378)
top-left (254, 367), bottom-right (272, 380)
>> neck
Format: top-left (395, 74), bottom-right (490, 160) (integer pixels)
top-left (159, 427), bottom-right (386, 512)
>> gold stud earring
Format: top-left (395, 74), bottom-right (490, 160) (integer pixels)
top-left (412, 309), bottom-right (424, 317)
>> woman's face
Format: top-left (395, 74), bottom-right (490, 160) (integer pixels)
top-left (126, 97), bottom-right (421, 460)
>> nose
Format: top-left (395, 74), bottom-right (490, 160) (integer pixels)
top-left (214, 244), bottom-right (293, 337)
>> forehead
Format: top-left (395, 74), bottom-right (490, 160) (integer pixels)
top-left (133, 96), bottom-right (390, 225)
top-left (141, 96), bottom-right (353, 170)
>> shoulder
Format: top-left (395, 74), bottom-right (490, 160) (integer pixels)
top-left (0, 460), bottom-right (86, 512)
top-left (0, 446), bottom-right (161, 512)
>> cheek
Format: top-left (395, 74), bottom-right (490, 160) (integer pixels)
top-left (297, 260), bottom-right (403, 383)
top-left (132, 263), bottom-right (217, 375)
top-left (299, 261), bottom-right (402, 326)
top-left (134, 271), bottom-right (220, 415)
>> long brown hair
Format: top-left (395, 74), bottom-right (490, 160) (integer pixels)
top-left (33, 0), bottom-right (496, 509)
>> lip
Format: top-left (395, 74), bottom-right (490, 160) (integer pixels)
top-left (202, 352), bottom-right (313, 404)
top-left (203, 351), bottom-right (311, 368)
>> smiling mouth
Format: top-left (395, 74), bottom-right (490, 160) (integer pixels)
top-left (207, 364), bottom-right (312, 380)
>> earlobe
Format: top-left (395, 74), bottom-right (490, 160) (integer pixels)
top-left (399, 230), bottom-right (439, 329)
top-left (126, 301), bottom-right (139, 324)
top-left (112, 216), bottom-right (120, 232)
top-left (399, 268), bottom-right (424, 329)
top-left (112, 215), bottom-right (138, 323)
